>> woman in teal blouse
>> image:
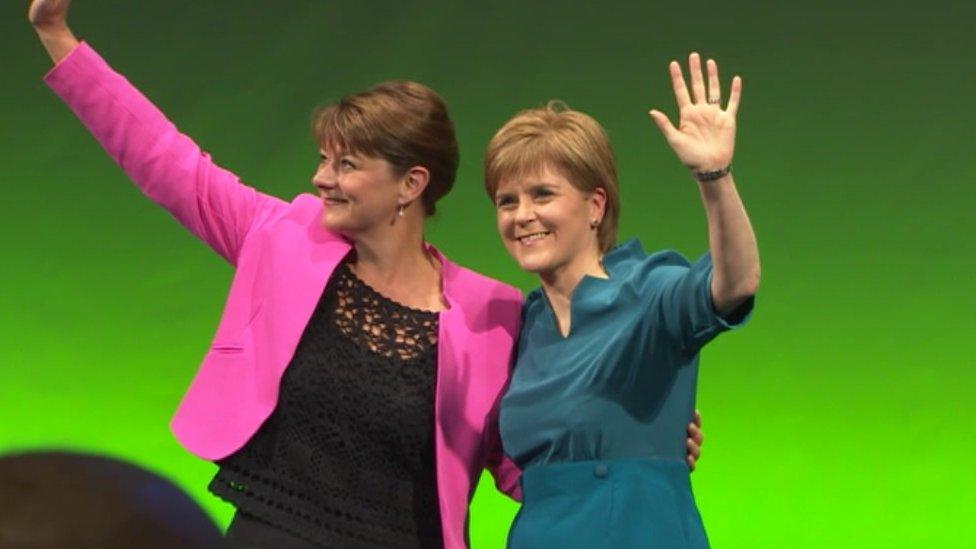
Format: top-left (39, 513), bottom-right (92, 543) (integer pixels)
top-left (485, 53), bottom-right (760, 548)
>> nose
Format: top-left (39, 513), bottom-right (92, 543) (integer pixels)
top-left (312, 162), bottom-right (337, 190)
top-left (514, 198), bottom-right (536, 225)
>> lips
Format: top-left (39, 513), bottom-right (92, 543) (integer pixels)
top-left (516, 231), bottom-right (550, 245)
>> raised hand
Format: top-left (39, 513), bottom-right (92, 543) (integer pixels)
top-left (649, 52), bottom-right (741, 173)
top-left (28, 0), bottom-right (72, 30)
top-left (28, 0), bottom-right (78, 64)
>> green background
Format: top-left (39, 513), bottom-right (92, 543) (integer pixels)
top-left (2, 1), bottom-right (974, 547)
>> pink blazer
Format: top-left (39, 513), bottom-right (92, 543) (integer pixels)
top-left (46, 43), bottom-right (523, 548)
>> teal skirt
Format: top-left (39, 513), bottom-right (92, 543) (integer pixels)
top-left (508, 458), bottom-right (708, 548)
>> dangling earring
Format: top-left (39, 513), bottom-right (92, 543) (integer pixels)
top-left (397, 204), bottom-right (405, 217)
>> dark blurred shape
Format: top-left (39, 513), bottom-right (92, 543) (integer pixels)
top-left (0, 450), bottom-right (221, 549)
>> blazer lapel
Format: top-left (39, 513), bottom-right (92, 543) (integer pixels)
top-left (266, 213), bottom-right (351, 381)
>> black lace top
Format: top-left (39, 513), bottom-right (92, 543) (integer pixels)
top-left (209, 261), bottom-right (443, 548)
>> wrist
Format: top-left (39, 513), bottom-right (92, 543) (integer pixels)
top-left (33, 22), bottom-right (69, 36)
top-left (692, 164), bottom-right (732, 183)
top-left (33, 24), bottom-right (79, 64)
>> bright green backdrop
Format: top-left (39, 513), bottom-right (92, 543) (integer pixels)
top-left (2, 1), bottom-right (974, 547)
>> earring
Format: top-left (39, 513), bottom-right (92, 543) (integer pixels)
top-left (590, 218), bottom-right (600, 229)
top-left (397, 204), bottom-right (405, 217)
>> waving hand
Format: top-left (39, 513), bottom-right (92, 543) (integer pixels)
top-left (649, 53), bottom-right (741, 173)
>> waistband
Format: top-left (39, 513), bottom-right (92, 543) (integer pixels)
top-left (520, 457), bottom-right (691, 500)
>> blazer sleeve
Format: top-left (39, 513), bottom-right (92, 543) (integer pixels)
top-left (43, 42), bottom-right (287, 266)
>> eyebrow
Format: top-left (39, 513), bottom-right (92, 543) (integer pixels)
top-left (318, 149), bottom-right (359, 159)
top-left (497, 181), bottom-right (556, 194)
top-left (525, 182), bottom-right (557, 193)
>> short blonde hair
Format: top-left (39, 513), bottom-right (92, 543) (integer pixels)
top-left (484, 101), bottom-right (620, 252)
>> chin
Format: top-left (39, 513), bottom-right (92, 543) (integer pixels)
top-left (513, 252), bottom-right (552, 275)
top-left (321, 211), bottom-right (351, 234)
top-left (502, 241), bottom-right (548, 274)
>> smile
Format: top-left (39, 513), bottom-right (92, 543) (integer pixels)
top-left (516, 231), bottom-right (550, 245)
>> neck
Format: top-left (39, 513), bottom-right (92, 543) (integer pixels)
top-left (347, 211), bottom-right (444, 311)
top-left (539, 246), bottom-right (607, 305)
top-left (353, 215), bottom-right (430, 276)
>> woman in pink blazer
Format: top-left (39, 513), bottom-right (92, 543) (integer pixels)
top-left (28, 1), bottom-right (702, 547)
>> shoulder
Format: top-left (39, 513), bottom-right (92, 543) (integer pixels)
top-left (289, 192), bottom-right (328, 220)
top-left (439, 255), bottom-right (523, 333)
top-left (444, 260), bottom-right (523, 306)
top-left (252, 192), bottom-right (346, 242)
top-left (606, 238), bottom-right (692, 275)
top-left (606, 239), bottom-right (697, 294)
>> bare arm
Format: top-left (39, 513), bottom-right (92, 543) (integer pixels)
top-left (698, 172), bottom-right (760, 316)
top-left (29, 0), bottom-right (80, 63)
top-left (649, 52), bottom-right (761, 316)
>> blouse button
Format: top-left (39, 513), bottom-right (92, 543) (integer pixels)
top-left (593, 464), bottom-right (609, 478)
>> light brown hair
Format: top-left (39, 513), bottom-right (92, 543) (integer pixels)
top-left (484, 101), bottom-right (620, 252)
top-left (312, 81), bottom-right (458, 215)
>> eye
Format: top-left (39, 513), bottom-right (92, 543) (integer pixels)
top-left (340, 158), bottom-right (357, 170)
top-left (531, 187), bottom-right (554, 200)
top-left (495, 195), bottom-right (517, 209)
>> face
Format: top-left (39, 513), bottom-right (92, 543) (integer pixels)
top-left (312, 144), bottom-right (402, 236)
top-left (494, 166), bottom-right (605, 277)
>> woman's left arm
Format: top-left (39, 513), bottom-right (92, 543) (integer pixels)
top-left (649, 53), bottom-right (760, 316)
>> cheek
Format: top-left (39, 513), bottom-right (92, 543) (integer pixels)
top-left (549, 203), bottom-right (587, 233)
top-left (496, 212), bottom-right (509, 236)
top-left (346, 179), bottom-right (386, 209)
top-left (338, 175), bottom-right (362, 198)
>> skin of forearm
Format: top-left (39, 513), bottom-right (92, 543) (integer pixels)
top-left (697, 174), bottom-right (760, 316)
top-left (34, 24), bottom-right (79, 64)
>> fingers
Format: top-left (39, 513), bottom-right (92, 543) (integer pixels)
top-left (673, 53), bottom-right (736, 110)
top-left (686, 436), bottom-right (701, 471)
top-left (688, 422), bottom-right (704, 445)
top-left (686, 412), bottom-right (704, 472)
top-left (707, 59), bottom-right (721, 105)
top-left (669, 61), bottom-right (692, 110)
top-left (648, 109), bottom-right (678, 142)
top-left (688, 52), bottom-right (706, 104)
top-left (687, 415), bottom-right (703, 447)
top-left (727, 75), bottom-right (743, 117)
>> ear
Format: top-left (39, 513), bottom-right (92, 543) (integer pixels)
top-left (398, 166), bottom-right (431, 208)
top-left (589, 186), bottom-right (608, 225)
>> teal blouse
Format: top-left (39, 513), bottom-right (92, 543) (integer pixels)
top-left (500, 238), bottom-right (753, 469)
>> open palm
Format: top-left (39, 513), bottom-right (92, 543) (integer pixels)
top-left (649, 53), bottom-right (741, 173)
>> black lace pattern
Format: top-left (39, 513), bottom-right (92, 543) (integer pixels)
top-left (209, 262), bottom-right (443, 548)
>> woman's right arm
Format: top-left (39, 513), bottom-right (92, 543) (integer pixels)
top-left (29, 0), bottom-right (287, 265)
